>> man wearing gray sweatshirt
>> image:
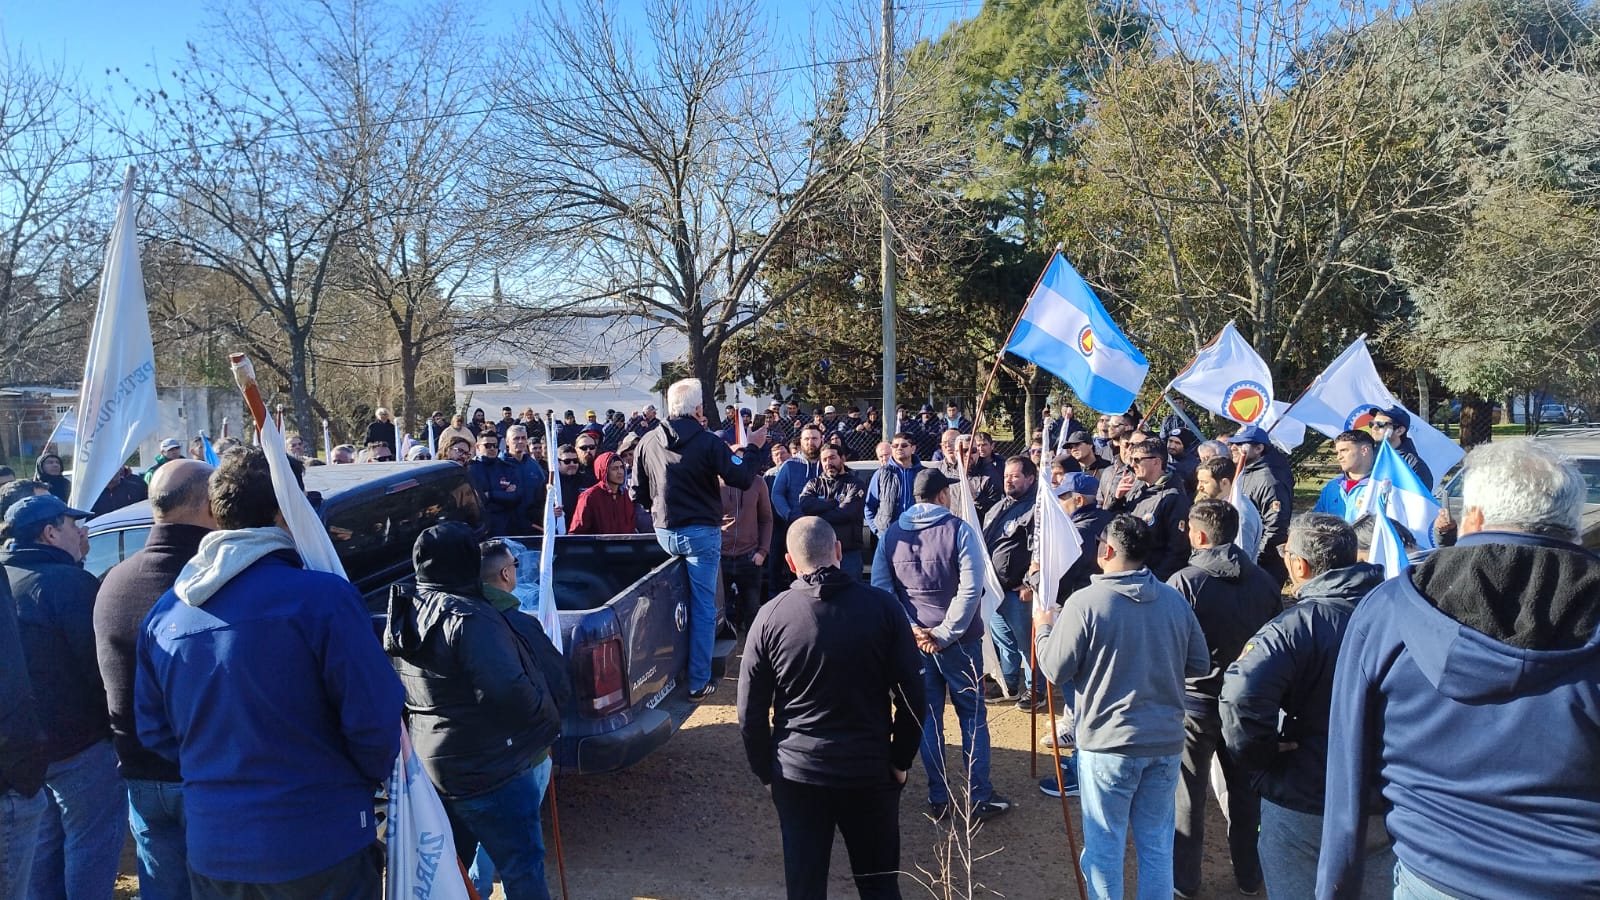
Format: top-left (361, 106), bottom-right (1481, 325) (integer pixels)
top-left (1036, 515), bottom-right (1209, 900)
top-left (873, 468), bottom-right (1012, 824)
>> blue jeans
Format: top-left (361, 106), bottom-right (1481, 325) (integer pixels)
top-left (28, 740), bottom-right (123, 900)
top-left (1394, 861), bottom-right (1460, 900)
top-left (656, 525), bottom-right (722, 691)
top-left (988, 589), bottom-right (1033, 693)
top-left (2, 789), bottom-right (47, 900)
top-left (127, 778), bottom-right (190, 900)
top-left (1076, 749), bottom-right (1181, 900)
top-left (444, 757), bottom-right (553, 900)
top-left (1258, 800), bottom-right (1394, 900)
top-left (919, 640), bottom-right (993, 806)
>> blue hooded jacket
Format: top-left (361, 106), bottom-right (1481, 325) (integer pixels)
top-left (1317, 531), bottom-right (1600, 900)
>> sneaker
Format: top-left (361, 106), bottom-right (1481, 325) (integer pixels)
top-left (688, 683), bottom-right (717, 702)
top-left (971, 795), bottom-right (1012, 821)
top-left (1039, 761), bottom-right (1080, 798)
top-left (1015, 689), bottom-right (1048, 712)
top-left (1238, 885), bottom-right (1263, 897)
top-left (1038, 728), bottom-right (1075, 750)
top-left (927, 801), bottom-right (950, 824)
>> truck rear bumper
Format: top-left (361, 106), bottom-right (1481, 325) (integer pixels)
top-left (561, 708), bottom-right (675, 774)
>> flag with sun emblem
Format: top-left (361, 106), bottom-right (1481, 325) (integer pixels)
top-left (1004, 253), bottom-right (1149, 413)
top-left (1169, 322), bottom-right (1275, 425)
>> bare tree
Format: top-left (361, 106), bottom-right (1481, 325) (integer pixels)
top-left (0, 48), bottom-right (110, 384)
top-left (493, 0), bottom-right (884, 422)
top-left (128, 0), bottom-right (384, 439)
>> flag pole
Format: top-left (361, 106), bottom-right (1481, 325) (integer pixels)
top-left (973, 247), bottom-right (1063, 436)
top-left (1046, 681), bottom-right (1087, 900)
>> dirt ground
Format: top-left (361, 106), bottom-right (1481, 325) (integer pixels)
top-left (115, 671), bottom-right (1244, 900)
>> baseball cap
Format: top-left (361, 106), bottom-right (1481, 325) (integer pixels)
top-left (919, 403), bottom-right (935, 414)
top-left (1054, 472), bottom-right (1100, 499)
top-left (618, 433), bottom-right (641, 455)
top-left (1226, 425), bottom-right (1271, 445)
top-left (585, 409), bottom-right (597, 418)
top-left (913, 468), bottom-right (957, 501)
top-left (1063, 430), bottom-right (1092, 446)
top-left (1368, 405), bottom-right (1410, 429)
top-left (160, 438), bottom-right (182, 452)
top-left (824, 405), bottom-right (836, 414)
top-left (5, 494), bottom-right (92, 531)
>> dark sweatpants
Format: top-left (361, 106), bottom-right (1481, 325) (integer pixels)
top-left (722, 554), bottom-right (766, 629)
top-left (189, 843), bottom-right (383, 900)
top-left (770, 777), bottom-right (903, 900)
top-left (1174, 710), bottom-right (1263, 896)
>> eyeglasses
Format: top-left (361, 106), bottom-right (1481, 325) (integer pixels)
top-left (1128, 456), bottom-right (1160, 464)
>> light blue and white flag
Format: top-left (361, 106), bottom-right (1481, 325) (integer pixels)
top-left (1366, 497), bottom-right (1411, 581)
top-left (1354, 438), bottom-right (1439, 551)
top-left (70, 167), bottom-right (160, 509)
top-left (1005, 254), bottom-right (1149, 414)
top-left (199, 432), bottom-right (220, 466)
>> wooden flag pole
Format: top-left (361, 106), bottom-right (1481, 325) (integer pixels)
top-left (1046, 681), bottom-right (1088, 900)
top-left (972, 247), bottom-right (1063, 436)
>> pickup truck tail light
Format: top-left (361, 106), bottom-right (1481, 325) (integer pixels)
top-left (577, 636), bottom-right (626, 717)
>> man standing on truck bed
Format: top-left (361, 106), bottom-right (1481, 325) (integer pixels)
top-left (633, 378), bottom-right (756, 701)
top-left (738, 516), bottom-right (925, 900)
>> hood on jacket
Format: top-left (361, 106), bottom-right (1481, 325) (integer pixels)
top-left (896, 502), bottom-right (957, 531)
top-left (593, 451), bottom-right (618, 484)
top-left (174, 527), bottom-right (299, 607)
top-left (1089, 567), bottom-right (1169, 602)
top-left (413, 522), bottom-right (482, 596)
top-left (1187, 543), bottom-right (1247, 580)
top-left (1396, 532), bottom-right (1600, 703)
top-left (662, 415), bottom-right (706, 450)
top-left (1294, 561), bottom-right (1384, 607)
top-left (795, 565), bottom-right (850, 597)
top-left (34, 452), bottom-right (64, 478)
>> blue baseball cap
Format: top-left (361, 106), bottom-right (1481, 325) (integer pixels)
top-left (1226, 424), bottom-right (1271, 445)
top-left (1054, 472), bottom-right (1100, 499)
top-left (4, 494), bottom-right (92, 531)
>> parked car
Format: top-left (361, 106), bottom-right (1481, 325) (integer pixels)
top-left (86, 460), bottom-right (729, 774)
top-left (1540, 402), bottom-right (1571, 424)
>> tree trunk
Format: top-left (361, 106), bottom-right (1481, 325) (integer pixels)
top-left (1459, 395), bottom-right (1493, 448)
top-left (288, 332), bottom-right (316, 441)
top-left (398, 340), bottom-right (421, 439)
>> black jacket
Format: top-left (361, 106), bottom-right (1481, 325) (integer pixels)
top-left (1219, 562), bottom-right (1384, 813)
top-left (3, 543), bottom-right (108, 765)
top-left (0, 570), bottom-right (46, 795)
top-left (1167, 543), bottom-right (1282, 713)
top-left (736, 567), bottom-right (926, 788)
top-left (1025, 505), bottom-right (1111, 605)
top-left (796, 470), bottom-right (867, 552)
top-left (92, 469), bottom-right (149, 517)
top-left (385, 524), bottom-right (570, 798)
top-left (1395, 436), bottom-right (1434, 490)
top-left (982, 487), bottom-right (1037, 590)
top-left (632, 416), bottom-right (755, 529)
top-left (94, 523), bottom-right (209, 782)
top-left (363, 419), bottom-right (397, 454)
top-left (1238, 456), bottom-right (1293, 552)
top-left (1107, 474), bottom-right (1193, 580)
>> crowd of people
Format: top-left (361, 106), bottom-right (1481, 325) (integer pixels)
top-left (1, 382), bottom-right (1596, 900)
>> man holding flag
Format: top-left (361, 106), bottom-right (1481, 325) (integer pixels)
top-left (135, 448), bottom-right (403, 896)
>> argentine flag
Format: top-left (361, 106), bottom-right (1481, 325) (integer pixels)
top-left (1354, 438), bottom-right (1440, 551)
top-left (1005, 254), bottom-right (1148, 414)
top-left (1366, 498), bottom-right (1411, 580)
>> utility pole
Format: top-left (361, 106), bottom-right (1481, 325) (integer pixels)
top-left (879, 0), bottom-right (896, 443)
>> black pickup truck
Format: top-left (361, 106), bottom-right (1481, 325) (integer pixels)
top-left (84, 461), bottom-right (729, 773)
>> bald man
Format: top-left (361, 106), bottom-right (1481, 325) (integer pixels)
top-left (737, 517), bottom-right (926, 900)
top-left (94, 458), bottom-right (216, 900)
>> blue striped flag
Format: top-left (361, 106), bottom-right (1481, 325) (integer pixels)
top-left (199, 432), bottom-right (220, 466)
top-left (1004, 254), bottom-right (1148, 414)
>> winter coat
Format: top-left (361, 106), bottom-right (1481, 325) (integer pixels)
top-left (3, 542), bottom-right (107, 766)
top-left (632, 416), bottom-right (755, 530)
top-left (796, 470), bottom-right (867, 552)
top-left (1166, 543), bottom-right (1281, 712)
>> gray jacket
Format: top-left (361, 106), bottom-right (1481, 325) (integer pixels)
top-left (1037, 568), bottom-right (1208, 756)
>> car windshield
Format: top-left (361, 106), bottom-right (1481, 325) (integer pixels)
top-left (1576, 458), bottom-right (1600, 505)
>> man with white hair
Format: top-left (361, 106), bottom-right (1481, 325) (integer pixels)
top-left (633, 379), bottom-right (756, 700)
top-left (1318, 441), bottom-right (1600, 899)
top-left (363, 407), bottom-right (397, 459)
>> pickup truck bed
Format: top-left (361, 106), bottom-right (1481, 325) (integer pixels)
top-left (508, 534), bottom-right (734, 774)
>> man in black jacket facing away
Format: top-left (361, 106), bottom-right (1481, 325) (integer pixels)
top-left (633, 379), bottom-right (756, 701)
top-left (1168, 499), bottom-right (1281, 899)
top-left (386, 523), bottom-right (571, 900)
top-left (738, 516), bottom-right (925, 900)
top-left (94, 459), bottom-right (215, 900)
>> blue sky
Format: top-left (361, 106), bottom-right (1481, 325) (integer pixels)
top-left (3, 0), bottom-right (982, 96)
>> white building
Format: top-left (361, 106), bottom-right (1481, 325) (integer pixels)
top-left (452, 310), bottom-right (771, 418)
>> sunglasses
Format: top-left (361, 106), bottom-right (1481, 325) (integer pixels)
top-left (560, 458), bottom-right (579, 465)
top-left (1372, 421), bottom-right (1396, 431)
top-left (577, 444), bottom-right (597, 451)
top-left (1128, 456), bottom-right (1160, 464)
top-left (890, 441), bottom-right (912, 448)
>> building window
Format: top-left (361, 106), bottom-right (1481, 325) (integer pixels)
top-left (53, 405), bottom-right (71, 415)
top-left (549, 365), bottom-right (611, 382)
top-left (464, 367), bottom-right (510, 385)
